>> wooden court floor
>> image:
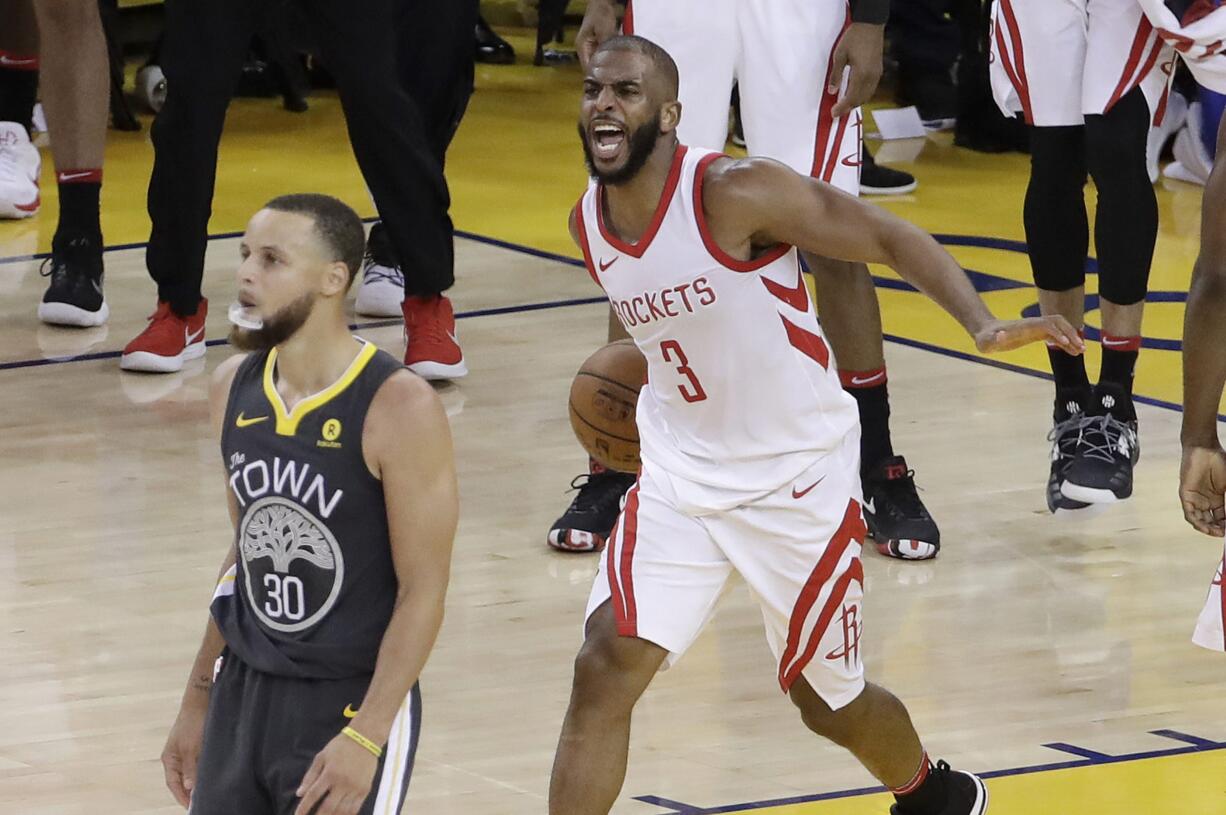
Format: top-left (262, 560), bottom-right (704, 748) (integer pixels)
top-left (2, 27), bottom-right (1226, 815)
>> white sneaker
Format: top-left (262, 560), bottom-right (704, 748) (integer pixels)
top-left (1169, 114), bottom-right (1213, 186)
top-left (354, 223), bottom-right (405, 317)
top-left (136, 65), bottom-right (167, 113)
top-left (0, 121), bottom-right (41, 219)
top-left (1147, 91), bottom-right (1188, 183)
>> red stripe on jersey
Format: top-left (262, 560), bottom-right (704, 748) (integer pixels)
top-left (780, 316), bottom-right (830, 370)
top-left (605, 514), bottom-right (626, 625)
top-left (821, 113), bottom-right (852, 183)
top-left (1106, 17), bottom-right (1155, 112)
top-left (811, 10), bottom-right (850, 178)
top-left (785, 550), bottom-right (865, 691)
top-left (597, 144), bottom-right (687, 258)
top-left (573, 195), bottom-right (603, 289)
top-left (760, 264), bottom-right (811, 312)
top-left (996, 0), bottom-right (1034, 125)
top-left (1219, 558), bottom-right (1226, 651)
top-left (615, 481), bottom-right (641, 636)
top-left (778, 499), bottom-right (865, 691)
top-left (692, 152), bottom-right (791, 272)
top-left (623, 0), bottom-right (634, 35)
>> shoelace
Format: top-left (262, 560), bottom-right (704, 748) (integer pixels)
top-left (565, 473), bottom-right (628, 516)
top-left (874, 468), bottom-right (930, 519)
top-left (1046, 413), bottom-right (1089, 459)
top-left (1075, 413), bottom-right (1136, 464)
top-left (362, 260), bottom-right (404, 286)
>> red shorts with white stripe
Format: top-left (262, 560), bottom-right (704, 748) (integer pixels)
top-left (585, 432), bottom-right (868, 709)
top-left (625, 0), bottom-right (862, 195)
top-left (1193, 548), bottom-right (1225, 653)
top-left (990, 0), bottom-right (1176, 127)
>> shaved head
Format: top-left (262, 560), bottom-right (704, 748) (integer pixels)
top-left (592, 35), bottom-right (679, 100)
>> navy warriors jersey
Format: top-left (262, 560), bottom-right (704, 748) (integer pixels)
top-left (213, 340), bottom-right (403, 679)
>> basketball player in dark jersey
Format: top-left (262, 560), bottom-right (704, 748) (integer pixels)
top-left (160, 194), bottom-right (458, 815)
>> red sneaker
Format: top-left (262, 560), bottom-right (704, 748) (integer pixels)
top-left (403, 295), bottom-right (467, 380)
top-left (120, 299), bottom-right (209, 373)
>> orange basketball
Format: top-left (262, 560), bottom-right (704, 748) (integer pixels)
top-left (568, 339), bottom-right (647, 473)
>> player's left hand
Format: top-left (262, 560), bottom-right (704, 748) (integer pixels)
top-left (1180, 445), bottom-right (1226, 537)
top-left (973, 315), bottom-right (1084, 355)
top-left (829, 23), bottom-right (885, 119)
top-left (294, 733), bottom-right (379, 815)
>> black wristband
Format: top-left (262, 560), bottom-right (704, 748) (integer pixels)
top-left (850, 0), bottom-right (889, 25)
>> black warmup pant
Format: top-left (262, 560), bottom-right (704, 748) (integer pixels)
top-left (146, 0), bottom-right (471, 315)
top-left (190, 652), bottom-right (423, 815)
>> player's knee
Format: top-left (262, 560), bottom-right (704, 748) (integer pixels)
top-left (569, 634), bottom-right (652, 714)
top-left (788, 678), bottom-right (859, 747)
top-left (1085, 89), bottom-right (1151, 187)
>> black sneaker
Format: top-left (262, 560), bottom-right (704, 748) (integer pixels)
top-left (38, 236), bottom-right (107, 327)
top-left (1061, 383), bottom-right (1140, 504)
top-left (863, 455), bottom-right (940, 560)
top-left (547, 466), bottom-right (636, 553)
top-left (889, 760), bottom-right (988, 815)
top-left (860, 147), bottom-right (918, 195)
top-left (476, 16), bottom-right (515, 65)
top-left (1046, 389), bottom-right (1092, 513)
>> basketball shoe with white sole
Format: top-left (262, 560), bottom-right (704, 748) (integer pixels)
top-left (1061, 383), bottom-right (1139, 504)
top-left (890, 761), bottom-right (988, 815)
top-left (354, 222), bottom-right (405, 318)
top-left (38, 236), bottom-right (108, 327)
top-left (403, 294), bottom-right (466, 380)
top-left (1046, 389), bottom-right (1092, 514)
top-left (862, 455), bottom-right (940, 560)
top-left (121, 299), bottom-right (209, 373)
top-left (0, 121), bottom-right (41, 219)
top-left (548, 462), bottom-right (636, 552)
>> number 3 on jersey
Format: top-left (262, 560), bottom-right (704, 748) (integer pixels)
top-left (661, 340), bottom-right (707, 403)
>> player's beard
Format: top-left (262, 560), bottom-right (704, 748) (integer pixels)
top-left (579, 112), bottom-right (661, 186)
top-left (229, 292), bottom-right (316, 352)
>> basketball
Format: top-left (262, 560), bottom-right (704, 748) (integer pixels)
top-left (568, 339), bottom-right (647, 473)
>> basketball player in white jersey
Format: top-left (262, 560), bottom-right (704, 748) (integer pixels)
top-left (551, 37), bottom-right (1082, 815)
top-left (1179, 114), bottom-right (1226, 652)
top-left (552, 0), bottom-right (947, 562)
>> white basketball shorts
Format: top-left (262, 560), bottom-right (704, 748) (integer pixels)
top-left (625, 0), bottom-right (862, 194)
top-left (1193, 548), bottom-right (1225, 652)
top-left (586, 432), bottom-right (868, 709)
top-left (990, 0), bottom-right (1176, 127)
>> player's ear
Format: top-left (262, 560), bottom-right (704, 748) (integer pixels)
top-left (660, 100), bottom-right (682, 134)
top-left (320, 261), bottom-right (350, 298)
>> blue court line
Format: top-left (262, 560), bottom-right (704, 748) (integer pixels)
top-left (1042, 742), bottom-right (1116, 761)
top-left (633, 732), bottom-right (1226, 814)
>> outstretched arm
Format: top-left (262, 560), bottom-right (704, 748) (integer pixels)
top-left (1180, 116), bottom-right (1226, 536)
top-left (702, 157), bottom-right (1084, 354)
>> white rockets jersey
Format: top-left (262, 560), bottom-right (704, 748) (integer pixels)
top-left (575, 145), bottom-right (859, 512)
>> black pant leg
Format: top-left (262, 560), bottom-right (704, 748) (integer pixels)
top-left (190, 655), bottom-right (274, 814)
top-left (889, 0), bottom-right (959, 78)
top-left (397, 0), bottom-right (478, 165)
top-left (145, 0), bottom-right (254, 316)
top-left (302, 0), bottom-right (455, 297)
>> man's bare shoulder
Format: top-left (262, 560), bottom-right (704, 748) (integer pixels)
top-left (700, 155), bottom-right (798, 209)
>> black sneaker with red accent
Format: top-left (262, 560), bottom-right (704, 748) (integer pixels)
top-left (862, 455), bottom-right (940, 560)
top-left (890, 761), bottom-right (988, 815)
top-left (547, 462), bottom-right (636, 553)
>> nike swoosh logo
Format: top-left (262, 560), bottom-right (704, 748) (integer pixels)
top-left (760, 267), bottom-right (809, 312)
top-left (599, 256), bottom-right (619, 272)
top-left (850, 372), bottom-right (885, 386)
top-left (235, 413), bottom-right (269, 428)
top-left (792, 476), bottom-right (826, 499)
top-left (0, 55), bottom-right (37, 68)
top-left (1101, 338), bottom-right (1134, 347)
top-left (343, 704), bottom-right (359, 719)
top-left (863, 497), bottom-right (876, 515)
top-left (185, 326), bottom-right (205, 345)
top-left (58, 171), bottom-right (95, 182)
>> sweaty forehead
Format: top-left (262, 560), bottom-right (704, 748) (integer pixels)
top-left (587, 50), bottom-right (655, 89)
top-left (247, 210), bottom-right (322, 254)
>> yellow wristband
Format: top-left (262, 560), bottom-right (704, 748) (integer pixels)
top-left (341, 726), bottom-right (383, 759)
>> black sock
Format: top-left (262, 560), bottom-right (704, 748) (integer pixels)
top-left (892, 755), bottom-right (947, 815)
top-left (0, 58), bottom-right (39, 132)
top-left (54, 173), bottom-right (103, 248)
top-left (1047, 344), bottom-right (1090, 421)
top-left (1098, 334), bottom-right (1139, 419)
top-left (840, 369), bottom-right (894, 476)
